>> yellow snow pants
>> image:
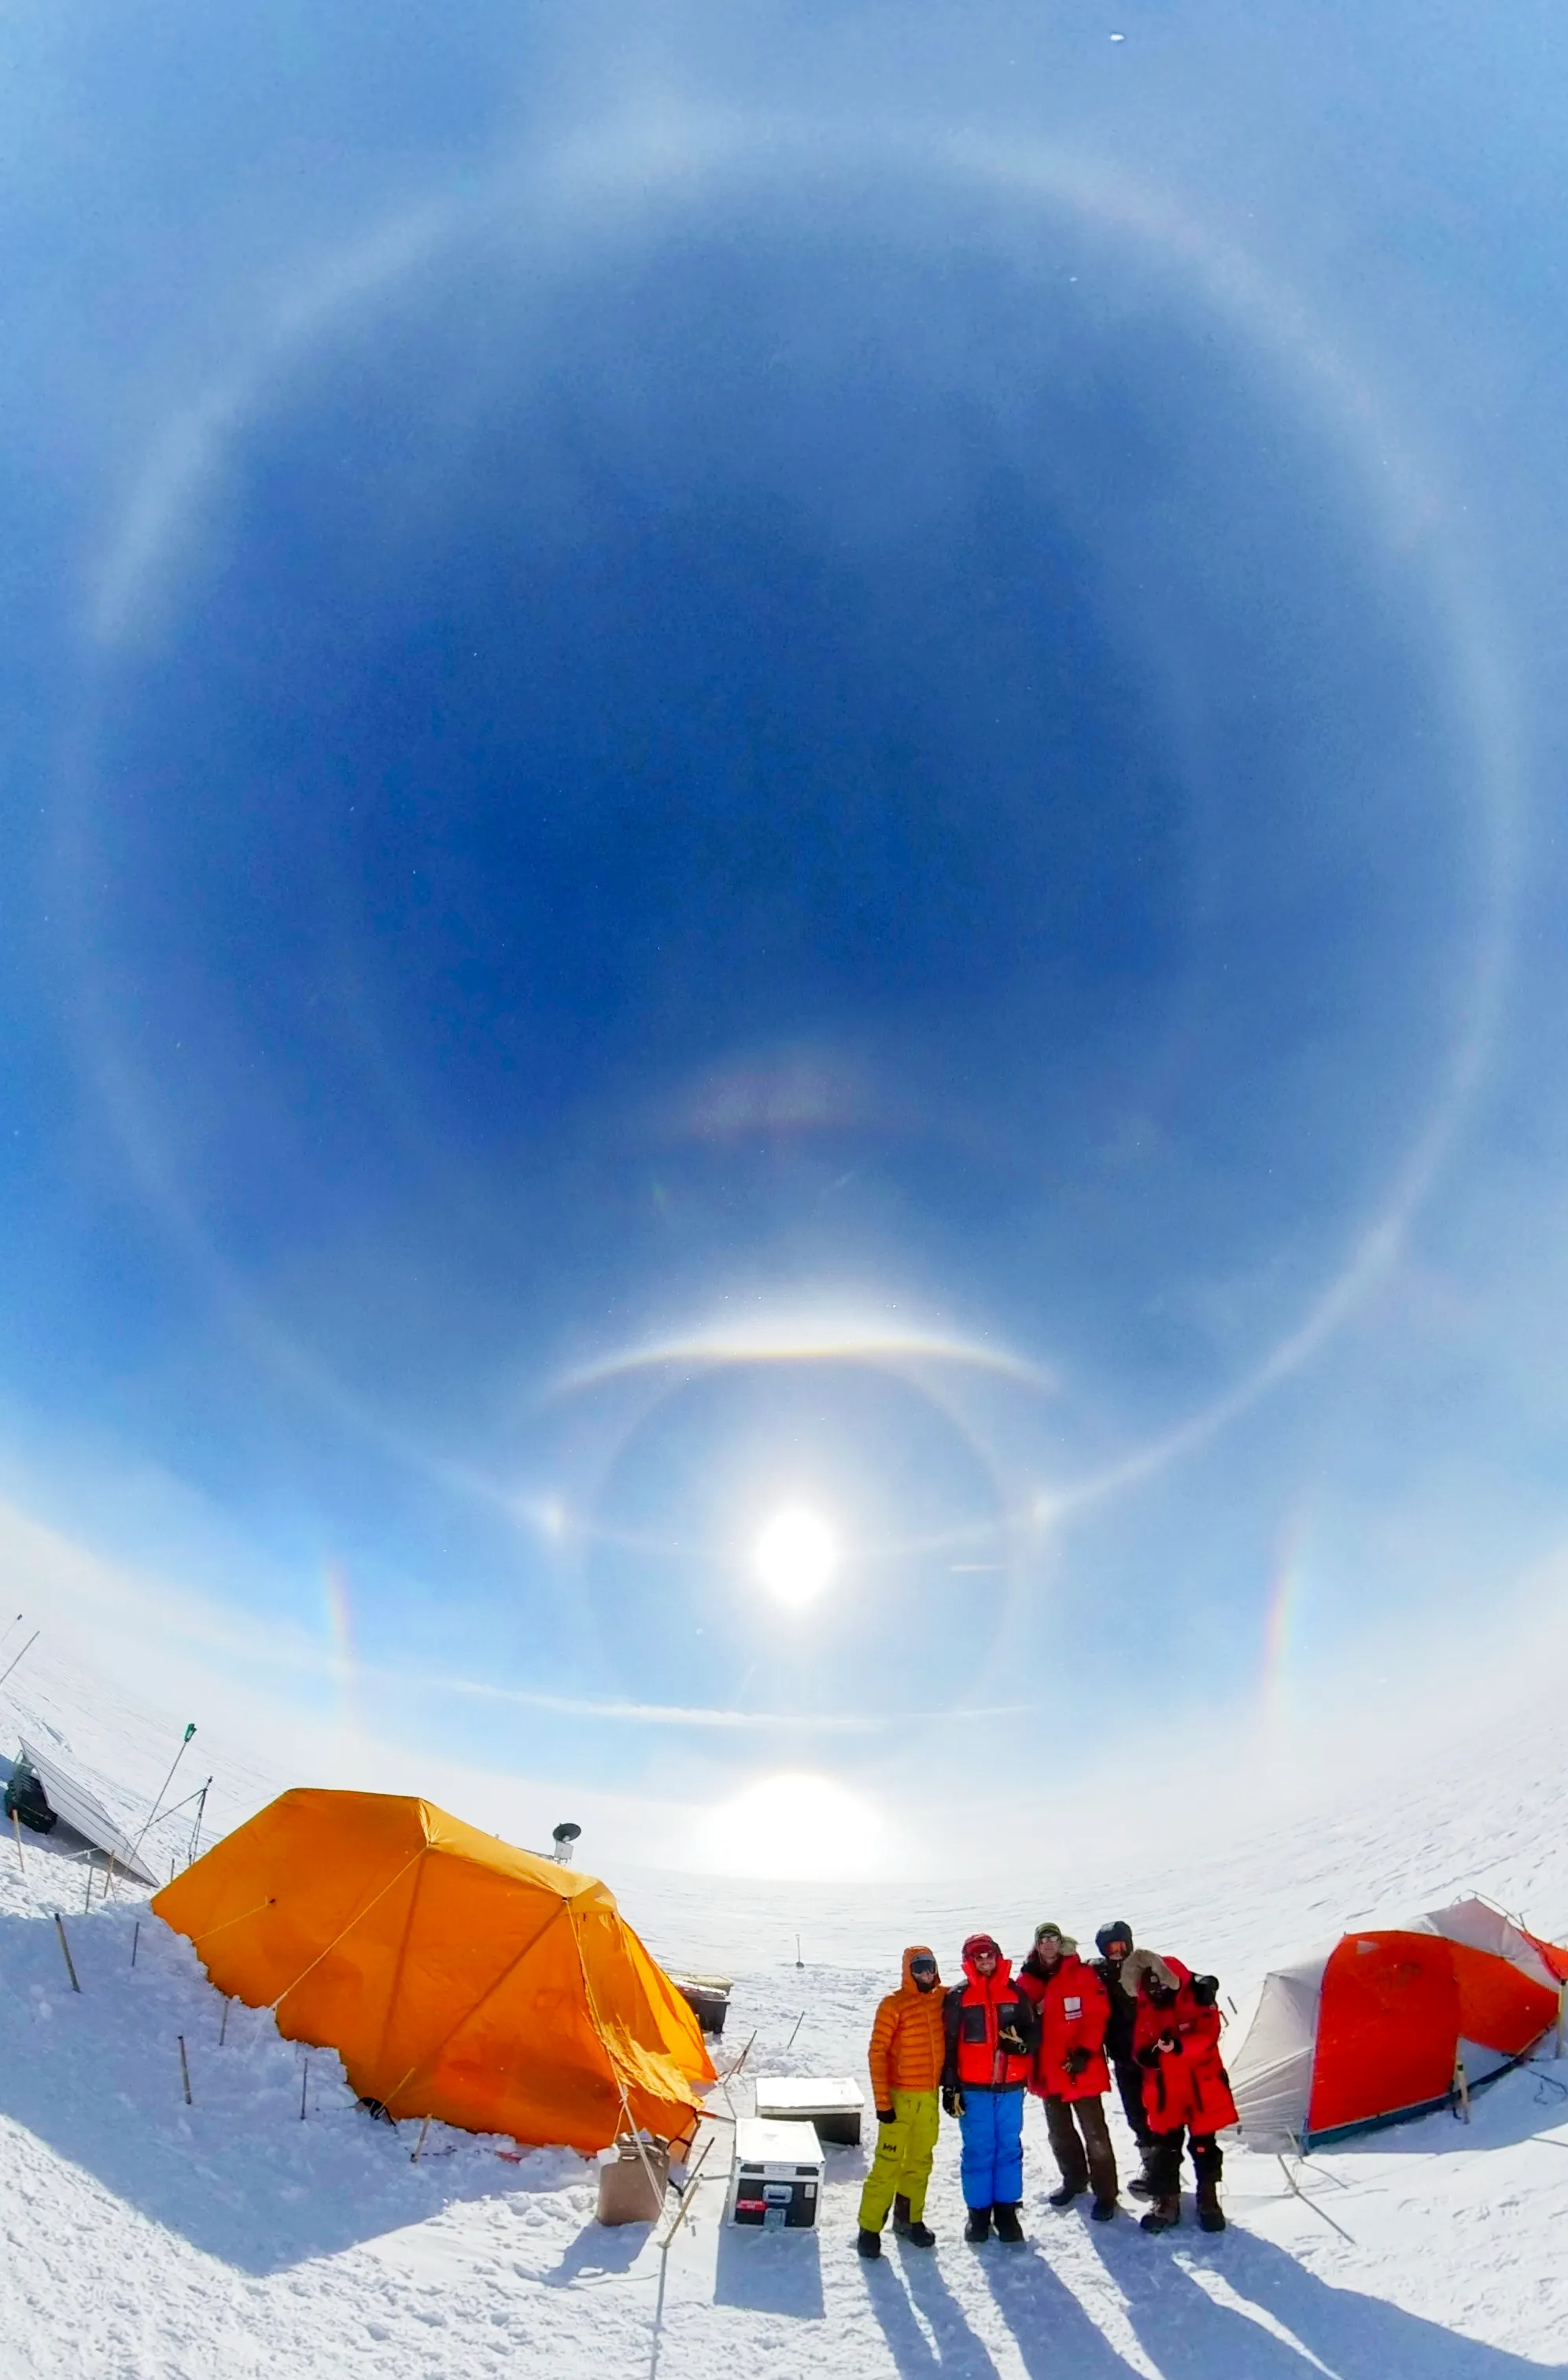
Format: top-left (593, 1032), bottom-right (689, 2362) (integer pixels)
top-left (857, 2088), bottom-right (942, 2231)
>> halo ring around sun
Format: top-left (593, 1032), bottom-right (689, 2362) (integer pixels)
top-left (65, 111), bottom-right (1520, 1561)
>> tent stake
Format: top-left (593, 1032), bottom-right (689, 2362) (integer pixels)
top-left (411, 2115), bottom-right (431, 2163)
top-left (1277, 2153), bottom-right (1354, 2243)
top-left (1453, 2055), bottom-right (1471, 2123)
top-left (785, 2009), bottom-right (806, 2053)
top-left (219, 1998), bottom-right (231, 2046)
top-left (11, 1808), bottom-right (26, 1876)
top-left (131, 1920), bottom-right (140, 1968)
top-left (83, 1859), bottom-right (94, 1913)
top-left (300, 2056), bottom-right (309, 2120)
top-left (103, 1852), bottom-right (116, 1904)
top-left (659, 2135), bottom-right (714, 2254)
top-left (178, 2035), bottom-right (192, 2105)
top-left (53, 1913), bottom-right (81, 1993)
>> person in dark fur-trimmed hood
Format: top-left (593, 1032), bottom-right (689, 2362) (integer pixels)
top-left (1122, 1947), bottom-right (1239, 2234)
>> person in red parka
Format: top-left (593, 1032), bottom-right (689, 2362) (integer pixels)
top-left (1015, 1922), bottom-right (1119, 2219)
top-left (1121, 1949), bottom-right (1238, 2234)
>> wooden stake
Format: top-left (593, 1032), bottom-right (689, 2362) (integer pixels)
top-left (659, 2136), bottom-right (714, 2254)
top-left (784, 2009), bottom-right (806, 2053)
top-left (10, 1808), bottom-right (25, 1876)
top-left (178, 2034), bottom-right (192, 2105)
top-left (1454, 2054), bottom-right (1471, 2123)
top-left (411, 2115), bottom-right (431, 2163)
top-left (300, 2056), bottom-right (309, 2120)
top-left (83, 1860), bottom-right (94, 1913)
top-left (131, 1919), bottom-right (140, 1969)
top-left (219, 1998), bottom-right (231, 2046)
top-left (103, 1853), bottom-right (116, 1904)
top-left (53, 1913), bottom-right (81, 1993)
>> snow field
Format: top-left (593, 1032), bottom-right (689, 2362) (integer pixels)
top-left (4, 1642), bottom-right (1568, 2374)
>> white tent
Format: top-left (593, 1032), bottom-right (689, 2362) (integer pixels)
top-left (15, 1739), bottom-right (160, 1887)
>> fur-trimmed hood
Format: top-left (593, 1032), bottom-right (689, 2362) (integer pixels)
top-left (1120, 1947), bottom-right (1178, 1998)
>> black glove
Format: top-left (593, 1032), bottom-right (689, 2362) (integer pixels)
top-left (943, 2087), bottom-right (965, 2118)
top-left (997, 2024), bottom-right (1027, 2057)
top-left (1061, 2046), bottom-right (1091, 2079)
top-left (876, 2106), bottom-right (896, 2126)
top-left (1190, 1974), bottom-right (1219, 2008)
top-left (1158, 2031), bottom-right (1182, 2055)
top-left (1135, 2042), bottom-right (1163, 2068)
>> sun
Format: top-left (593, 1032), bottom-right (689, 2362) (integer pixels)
top-left (754, 1507), bottom-right (839, 1611)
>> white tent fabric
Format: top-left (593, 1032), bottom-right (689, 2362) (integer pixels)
top-left (1416, 1896), bottom-right (1562, 1997)
top-left (17, 1739), bottom-right (160, 1886)
top-left (1227, 1949), bottom-right (1329, 2150)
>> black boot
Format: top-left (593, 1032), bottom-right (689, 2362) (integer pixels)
top-left (893, 2194), bottom-right (935, 2247)
top-left (1047, 2180), bottom-right (1084, 2209)
top-left (857, 2227), bottom-right (883, 2259)
top-left (1194, 2159), bottom-right (1226, 2233)
top-left (992, 2203), bottom-right (1025, 2245)
top-left (1090, 2197), bottom-right (1118, 2222)
top-left (1139, 2193), bottom-right (1181, 2235)
top-left (1127, 2164), bottom-right (1156, 2200)
top-left (965, 2205), bottom-right (993, 2244)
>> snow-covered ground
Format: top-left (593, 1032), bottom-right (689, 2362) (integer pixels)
top-left (3, 1638), bottom-right (1567, 2378)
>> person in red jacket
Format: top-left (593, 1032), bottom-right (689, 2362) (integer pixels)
top-left (1015, 1922), bottom-right (1119, 2220)
top-left (1121, 1949), bottom-right (1238, 2233)
top-left (942, 1932), bottom-right (1039, 2243)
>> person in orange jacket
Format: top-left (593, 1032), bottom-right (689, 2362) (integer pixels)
top-left (1015, 1922), bottom-right (1120, 2219)
top-left (1121, 1949), bottom-right (1238, 2234)
top-left (942, 1932), bottom-right (1039, 2244)
top-left (856, 1946), bottom-right (946, 2258)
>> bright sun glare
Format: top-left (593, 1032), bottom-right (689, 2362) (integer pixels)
top-left (754, 1507), bottom-right (839, 1610)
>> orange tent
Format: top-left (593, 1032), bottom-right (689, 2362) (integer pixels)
top-left (153, 1788), bottom-right (714, 2153)
top-left (1230, 1896), bottom-right (1566, 2150)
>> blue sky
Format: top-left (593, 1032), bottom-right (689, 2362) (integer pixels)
top-left (4, 2), bottom-right (1568, 1869)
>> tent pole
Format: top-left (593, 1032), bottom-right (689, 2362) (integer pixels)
top-left (658, 2135), bottom-right (714, 2253)
top-left (1277, 2153), bottom-right (1355, 2243)
top-left (54, 1913), bottom-right (82, 1993)
top-left (127, 1722), bottom-right (196, 1874)
top-left (0, 1628), bottom-right (39, 1690)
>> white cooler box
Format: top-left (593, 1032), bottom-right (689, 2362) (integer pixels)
top-left (753, 2075), bottom-right (865, 2148)
top-left (728, 2116), bottom-right (824, 2230)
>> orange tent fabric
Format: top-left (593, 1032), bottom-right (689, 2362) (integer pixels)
top-left (1304, 1931), bottom-right (1557, 2142)
top-left (153, 1788), bottom-right (714, 2153)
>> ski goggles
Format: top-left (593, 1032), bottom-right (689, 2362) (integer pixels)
top-left (909, 1956), bottom-right (938, 1977)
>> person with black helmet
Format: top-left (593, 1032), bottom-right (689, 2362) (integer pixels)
top-left (1094, 1921), bottom-right (1156, 2191)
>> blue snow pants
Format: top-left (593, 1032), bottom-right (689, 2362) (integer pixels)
top-left (958, 2087), bottom-right (1025, 2210)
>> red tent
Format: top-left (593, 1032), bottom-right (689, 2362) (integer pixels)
top-left (1230, 1897), bottom-right (1567, 2150)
